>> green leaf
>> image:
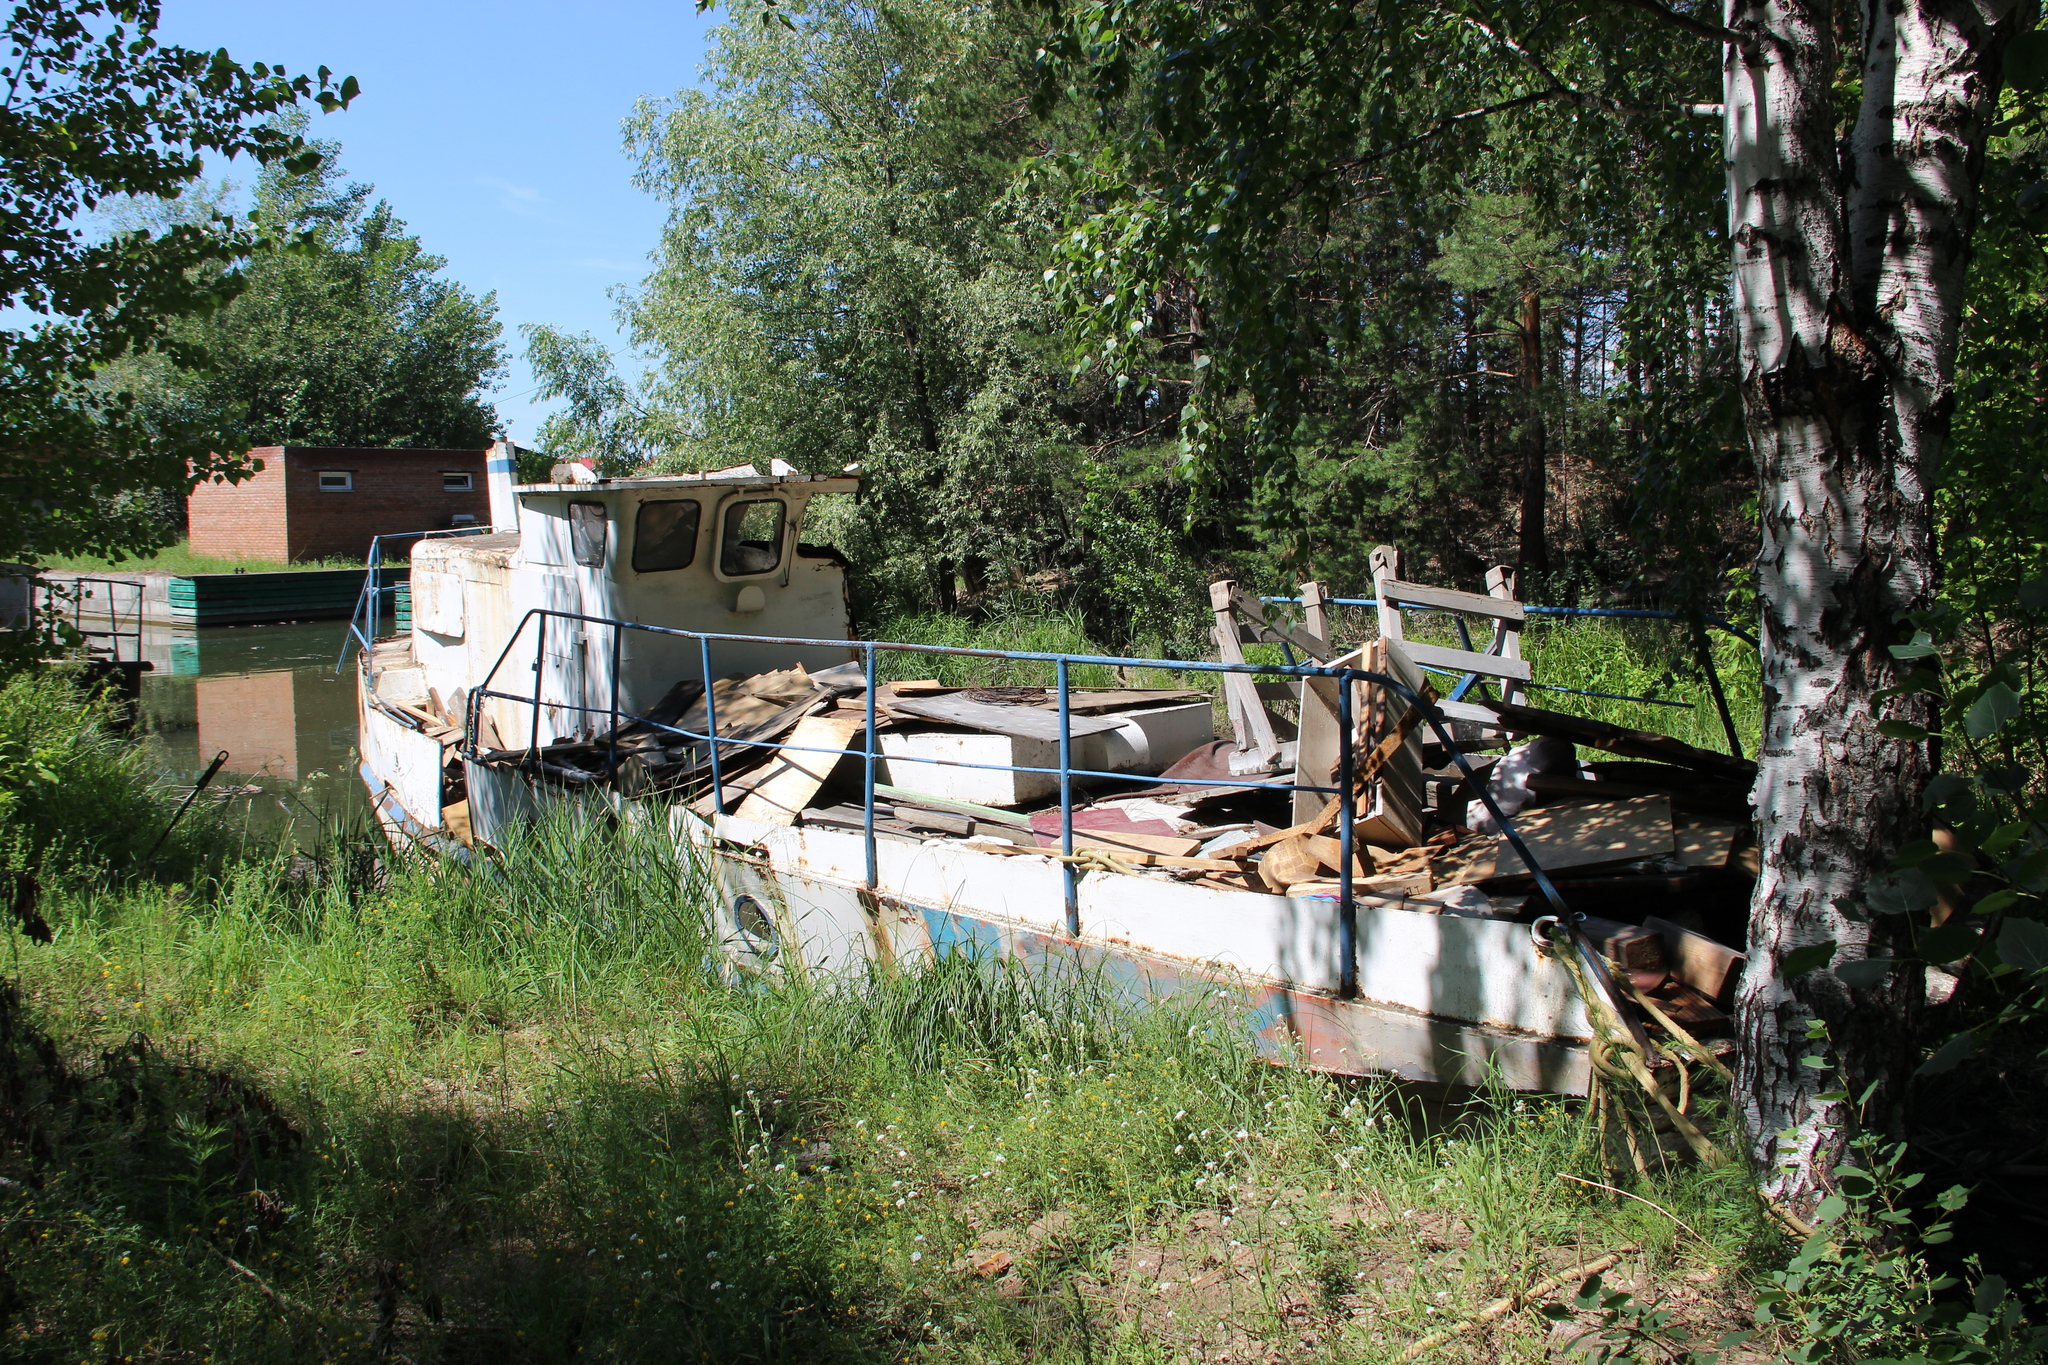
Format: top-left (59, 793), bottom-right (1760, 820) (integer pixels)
top-left (1876, 719), bottom-right (1931, 741)
top-left (1814, 1193), bottom-right (1848, 1223)
top-left (2006, 846), bottom-right (2048, 893)
top-left (1921, 773), bottom-right (1975, 811)
top-left (1976, 889), bottom-right (2019, 917)
top-left (1781, 942), bottom-right (1836, 977)
top-left (2009, 29), bottom-right (2048, 92)
top-left (1999, 917), bottom-right (2048, 972)
top-left (1894, 838), bottom-right (1941, 867)
top-left (1888, 632), bottom-right (1938, 660)
top-left (1835, 957), bottom-right (1897, 989)
top-left (1917, 1030), bottom-right (1976, 1076)
top-left (1917, 921), bottom-right (1982, 964)
top-left (1916, 851), bottom-right (1974, 885)
top-left (1964, 682), bottom-right (2022, 740)
top-left (1866, 869), bottom-right (1938, 916)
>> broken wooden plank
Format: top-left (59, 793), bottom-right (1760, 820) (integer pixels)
top-left (1375, 578), bottom-right (1527, 623)
top-left (1036, 828), bottom-right (1203, 858)
top-left (1210, 580), bottom-right (1283, 771)
top-left (871, 783), bottom-right (1035, 829)
top-left (730, 715), bottom-right (863, 826)
top-left (1643, 916), bottom-right (1745, 1006)
top-left (1477, 700), bottom-right (1757, 781)
top-left (1026, 689), bottom-right (1211, 714)
top-left (1493, 795), bottom-right (1675, 876)
top-left (1577, 916), bottom-right (1668, 974)
top-left (1258, 836), bottom-right (1324, 892)
top-left (886, 694), bottom-right (1125, 742)
top-left (1674, 815), bottom-right (1739, 868)
top-left (1226, 585), bottom-right (1333, 662)
top-left (1399, 640), bottom-right (1534, 684)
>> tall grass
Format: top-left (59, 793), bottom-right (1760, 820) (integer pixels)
top-left (2, 804), bottom-right (1771, 1363)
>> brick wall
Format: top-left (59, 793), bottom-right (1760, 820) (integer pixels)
top-left (187, 447), bottom-right (290, 561)
top-left (283, 448), bottom-right (492, 562)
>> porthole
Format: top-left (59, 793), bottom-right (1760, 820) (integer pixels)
top-left (733, 894), bottom-right (778, 957)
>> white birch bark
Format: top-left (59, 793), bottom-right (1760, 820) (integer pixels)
top-left (1725, 0), bottom-right (2017, 1209)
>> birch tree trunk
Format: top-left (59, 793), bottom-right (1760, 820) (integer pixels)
top-left (1725, 0), bottom-right (2020, 1210)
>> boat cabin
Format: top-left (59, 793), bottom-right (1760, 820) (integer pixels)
top-left (398, 467), bottom-right (861, 749)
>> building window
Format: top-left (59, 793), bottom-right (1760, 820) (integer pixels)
top-left (318, 471), bottom-right (353, 492)
top-left (719, 499), bottom-right (786, 577)
top-left (633, 499), bottom-right (700, 573)
top-left (568, 500), bottom-right (608, 568)
top-left (443, 471), bottom-right (473, 491)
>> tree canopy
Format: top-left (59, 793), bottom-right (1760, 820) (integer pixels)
top-left (0, 0), bottom-right (354, 563)
top-left (137, 135), bottom-right (507, 453)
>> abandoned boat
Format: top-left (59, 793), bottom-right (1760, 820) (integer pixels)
top-left (352, 445), bottom-right (1756, 1096)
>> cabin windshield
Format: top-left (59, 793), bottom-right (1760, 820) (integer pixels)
top-left (633, 498), bottom-right (701, 572)
top-left (719, 499), bottom-right (785, 577)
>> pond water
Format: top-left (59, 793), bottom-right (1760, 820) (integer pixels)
top-left (138, 620), bottom-right (369, 842)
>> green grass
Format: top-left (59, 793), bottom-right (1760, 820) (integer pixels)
top-left (0, 767), bottom-right (1778, 1363)
top-left (0, 654), bottom-right (1793, 1363)
top-left (37, 538), bottom-right (365, 575)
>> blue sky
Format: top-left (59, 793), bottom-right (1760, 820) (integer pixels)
top-left (153, 0), bottom-right (722, 443)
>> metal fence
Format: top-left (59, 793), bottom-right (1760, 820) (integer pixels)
top-left (40, 576), bottom-right (145, 662)
top-left (465, 608), bottom-right (1591, 1000)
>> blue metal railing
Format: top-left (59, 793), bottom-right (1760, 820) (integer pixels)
top-left (463, 608), bottom-right (1599, 999)
top-left (335, 525), bottom-right (503, 671)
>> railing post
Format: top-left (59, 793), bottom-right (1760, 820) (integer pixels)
top-left (701, 633), bottom-right (724, 816)
top-left (530, 613), bottom-right (547, 757)
top-left (1059, 656), bottom-right (1077, 938)
top-left (1692, 619), bottom-right (1744, 760)
top-left (863, 643), bottom-right (878, 891)
top-left (1338, 670), bottom-right (1357, 999)
top-left (607, 622), bottom-right (622, 778)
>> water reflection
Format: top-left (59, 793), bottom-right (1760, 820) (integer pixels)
top-left (140, 620), bottom-right (366, 839)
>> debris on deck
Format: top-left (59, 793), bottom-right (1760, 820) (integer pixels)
top-left (419, 543), bottom-right (1755, 1057)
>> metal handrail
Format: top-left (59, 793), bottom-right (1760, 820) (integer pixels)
top-left (335, 525), bottom-right (504, 671)
top-left (460, 607), bottom-right (1581, 999)
top-left (38, 576), bottom-right (145, 661)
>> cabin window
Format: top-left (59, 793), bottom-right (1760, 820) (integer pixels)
top-left (719, 499), bottom-right (785, 577)
top-left (443, 471), bottom-right (473, 491)
top-left (633, 499), bottom-right (701, 573)
top-left (318, 471), bottom-right (353, 492)
top-left (568, 500), bottom-right (608, 567)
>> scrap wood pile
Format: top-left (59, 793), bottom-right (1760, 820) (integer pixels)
top-left (1189, 547), bottom-right (1759, 1043)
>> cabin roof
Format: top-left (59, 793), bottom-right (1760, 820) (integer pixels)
top-left (514, 472), bottom-right (859, 496)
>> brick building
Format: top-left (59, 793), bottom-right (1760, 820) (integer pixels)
top-left (187, 447), bottom-right (492, 563)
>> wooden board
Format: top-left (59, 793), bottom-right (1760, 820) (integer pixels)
top-left (1493, 795), bottom-right (1674, 876)
top-left (1478, 700), bottom-right (1756, 781)
top-left (1375, 578), bottom-right (1527, 623)
top-left (1034, 828), bottom-right (1203, 858)
top-left (1643, 916), bottom-right (1745, 1005)
top-left (731, 715), bottom-right (863, 826)
top-left (1398, 640), bottom-right (1534, 683)
top-left (887, 694), bottom-right (1127, 742)
top-left (1030, 689), bottom-right (1210, 715)
top-left (1674, 816), bottom-right (1739, 868)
